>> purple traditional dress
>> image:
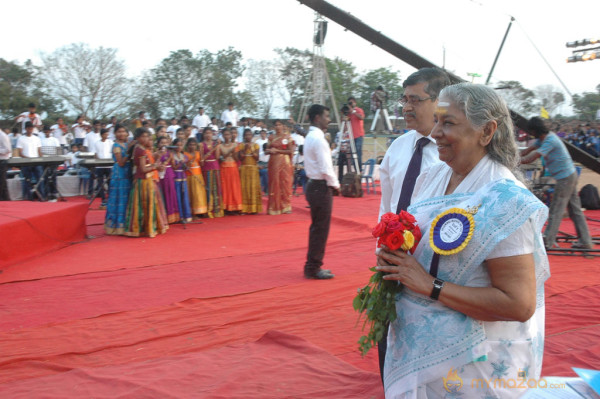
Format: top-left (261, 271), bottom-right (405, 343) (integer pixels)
top-left (159, 152), bottom-right (180, 223)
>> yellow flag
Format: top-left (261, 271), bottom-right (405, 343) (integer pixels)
top-left (540, 107), bottom-right (550, 119)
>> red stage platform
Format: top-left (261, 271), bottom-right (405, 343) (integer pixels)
top-left (0, 201), bottom-right (88, 270)
top-left (0, 195), bottom-right (598, 398)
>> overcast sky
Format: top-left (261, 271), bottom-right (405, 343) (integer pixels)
top-left (3, 0), bottom-right (598, 102)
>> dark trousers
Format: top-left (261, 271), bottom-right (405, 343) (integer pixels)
top-left (0, 160), bottom-right (9, 201)
top-left (293, 167), bottom-right (307, 194)
top-left (259, 164), bottom-right (268, 194)
top-left (378, 326), bottom-right (389, 383)
top-left (21, 165), bottom-right (44, 200)
top-left (304, 179), bottom-right (333, 274)
top-left (94, 167), bottom-right (111, 203)
top-left (354, 136), bottom-right (363, 171)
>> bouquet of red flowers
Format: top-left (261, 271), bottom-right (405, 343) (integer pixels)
top-left (353, 210), bottom-right (422, 356)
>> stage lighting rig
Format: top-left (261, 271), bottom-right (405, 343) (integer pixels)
top-left (566, 38), bottom-right (600, 63)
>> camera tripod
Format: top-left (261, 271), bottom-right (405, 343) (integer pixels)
top-left (338, 119), bottom-right (361, 176)
top-left (370, 107), bottom-right (393, 133)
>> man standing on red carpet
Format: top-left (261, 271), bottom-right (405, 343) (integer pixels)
top-left (303, 104), bottom-right (340, 280)
top-left (376, 67), bottom-right (451, 382)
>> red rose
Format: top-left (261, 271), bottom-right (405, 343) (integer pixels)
top-left (377, 232), bottom-right (390, 248)
top-left (380, 212), bottom-right (399, 224)
top-left (386, 220), bottom-right (405, 233)
top-left (398, 210), bottom-right (416, 226)
top-left (385, 231), bottom-right (405, 251)
top-left (412, 225), bottom-right (422, 245)
top-left (372, 221), bottom-right (387, 238)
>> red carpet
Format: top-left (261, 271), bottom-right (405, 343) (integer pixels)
top-left (0, 195), bottom-right (598, 397)
top-left (0, 201), bottom-right (87, 269)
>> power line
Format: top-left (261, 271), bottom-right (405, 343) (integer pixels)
top-left (514, 20), bottom-right (573, 99)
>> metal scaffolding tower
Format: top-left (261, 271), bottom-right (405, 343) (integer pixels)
top-left (297, 13), bottom-right (341, 128)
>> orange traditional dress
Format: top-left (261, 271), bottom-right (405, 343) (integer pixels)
top-left (267, 134), bottom-right (294, 215)
top-left (184, 151), bottom-right (208, 215)
top-left (125, 145), bottom-right (169, 237)
top-left (219, 143), bottom-right (243, 212)
top-left (237, 142), bottom-right (263, 214)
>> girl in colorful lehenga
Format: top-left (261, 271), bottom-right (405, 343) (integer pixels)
top-left (104, 124), bottom-right (131, 235)
top-left (157, 136), bottom-right (180, 223)
top-left (125, 128), bottom-right (168, 238)
top-left (220, 128), bottom-right (243, 214)
top-left (184, 138), bottom-right (208, 218)
top-left (237, 128), bottom-right (262, 214)
top-left (266, 120), bottom-right (295, 215)
top-left (200, 127), bottom-right (224, 218)
top-left (171, 138), bottom-right (192, 223)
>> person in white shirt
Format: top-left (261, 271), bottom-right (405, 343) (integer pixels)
top-left (220, 102), bottom-right (239, 127)
top-left (290, 122), bottom-right (307, 195)
top-left (255, 129), bottom-right (270, 195)
top-left (39, 125), bottom-right (61, 201)
top-left (303, 104), bottom-right (340, 280)
top-left (83, 120), bottom-right (102, 153)
top-left (40, 125), bottom-right (61, 155)
top-left (15, 103), bottom-right (42, 134)
top-left (192, 107), bottom-right (211, 131)
top-left (209, 117), bottom-right (220, 132)
top-left (50, 117), bottom-right (70, 148)
top-left (65, 143), bottom-right (81, 169)
top-left (166, 118), bottom-right (180, 140)
top-left (93, 129), bottom-right (114, 207)
top-left (16, 121), bottom-right (44, 200)
top-left (72, 115), bottom-right (89, 145)
top-left (376, 67), bottom-right (451, 382)
top-left (0, 128), bottom-right (12, 200)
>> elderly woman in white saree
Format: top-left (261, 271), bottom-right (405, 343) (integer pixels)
top-left (376, 83), bottom-right (549, 399)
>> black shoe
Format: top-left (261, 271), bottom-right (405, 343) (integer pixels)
top-left (572, 243), bottom-right (593, 249)
top-left (304, 270), bottom-right (335, 279)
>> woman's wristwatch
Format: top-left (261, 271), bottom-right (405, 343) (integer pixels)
top-left (430, 278), bottom-right (445, 300)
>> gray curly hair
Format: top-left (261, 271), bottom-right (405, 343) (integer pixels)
top-left (439, 83), bottom-right (522, 180)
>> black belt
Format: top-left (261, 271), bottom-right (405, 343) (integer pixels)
top-left (308, 179), bottom-right (326, 184)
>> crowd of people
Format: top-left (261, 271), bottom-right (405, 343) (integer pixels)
top-left (103, 119), bottom-right (301, 237)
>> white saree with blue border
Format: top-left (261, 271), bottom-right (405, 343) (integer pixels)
top-left (384, 155), bottom-right (550, 399)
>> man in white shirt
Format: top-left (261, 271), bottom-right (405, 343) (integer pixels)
top-left (72, 115), bottom-right (89, 145)
top-left (220, 102), bottom-right (239, 128)
top-left (255, 129), bottom-right (270, 195)
top-left (303, 104), bottom-right (340, 280)
top-left (40, 125), bottom-right (61, 155)
top-left (376, 67), bottom-right (451, 382)
top-left (290, 121), bottom-right (307, 195)
top-left (0, 128), bottom-right (12, 200)
top-left (192, 107), bottom-right (211, 131)
top-left (83, 120), bottom-right (102, 197)
top-left (15, 103), bottom-right (42, 134)
top-left (93, 129), bottom-right (114, 207)
top-left (166, 118), bottom-right (180, 140)
top-left (50, 117), bottom-right (70, 148)
top-left (39, 126), bottom-right (61, 201)
top-left (16, 121), bottom-right (44, 200)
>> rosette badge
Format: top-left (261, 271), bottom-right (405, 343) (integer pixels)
top-left (430, 205), bottom-right (478, 256)
top-left (353, 211), bottom-right (422, 355)
top-left (281, 138), bottom-right (288, 150)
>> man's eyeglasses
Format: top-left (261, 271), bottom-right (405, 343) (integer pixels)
top-left (398, 95), bottom-right (435, 106)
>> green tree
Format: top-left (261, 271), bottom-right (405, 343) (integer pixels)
top-left (0, 59), bottom-right (64, 125)
top-left (274, 47), bottom-right (312, 119)
top-left (325, 56), bottom-right (359, 118)
top-left (572, 84), bottom-right (600, 121)
top-left (245, 59), bottom-right (282, 120)
top-left (496, 80), bottom-right (537, 116)
top-left (203, 47), bottom-right (247, 118)
top-left (143, 47), bottom-right (246, 119)
top-left (40, 43), bottom-right (132, 120)
top-left (534, 85), bottom-right (566, 117)
top-left (357, 67), bottom-right (403, 117)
